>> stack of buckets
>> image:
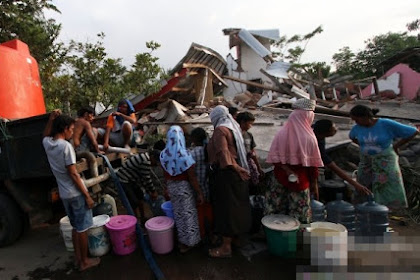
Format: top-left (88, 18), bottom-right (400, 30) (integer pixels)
top-left (60, 214), bottom-right (138, 256)
top-left (88, 215), bottom-right (111, 257)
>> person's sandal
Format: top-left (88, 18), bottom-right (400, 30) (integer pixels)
top-left (179, 244), bottom-right (192, 253)
top-left (208, 248), bottom-right (232, 258)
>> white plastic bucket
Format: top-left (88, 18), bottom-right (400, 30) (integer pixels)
top-left (306, 222), bottom-right (348, 266)
top-left (59, 216), bottom-right (74, 252)
top-left (88, 215), bottom-right (111, 257)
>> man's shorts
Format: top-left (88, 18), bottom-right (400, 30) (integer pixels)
top-left (62, 195), bottom-right (93, 232)
top-left (98, 121), bottom-right (133, 147)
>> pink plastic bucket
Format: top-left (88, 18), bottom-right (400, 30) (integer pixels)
top-left (105, 215), bottom-right (137, 255)
top-left (145, 216), bottom-right (175, 254)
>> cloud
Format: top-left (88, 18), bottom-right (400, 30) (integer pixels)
top-left (48, 0), bottom-right (420, 69)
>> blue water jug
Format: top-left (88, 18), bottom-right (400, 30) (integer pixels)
top-left (356, 194), bottom-right (389, 235)
top-left (326, 193), bottom-right (356, 231)
top-left (310, 195), bottom-right (325, 222)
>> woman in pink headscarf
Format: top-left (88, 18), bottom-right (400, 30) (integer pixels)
top-left (265, 99), bottom-right (324, 223)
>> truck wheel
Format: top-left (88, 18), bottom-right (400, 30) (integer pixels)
top-left (0, 193), bottom-right (24, 247)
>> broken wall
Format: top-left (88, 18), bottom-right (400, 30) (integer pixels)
top-left (240, 38), bottom-right (272, 83)
top-left (361, 64), bottom-right (420, 100)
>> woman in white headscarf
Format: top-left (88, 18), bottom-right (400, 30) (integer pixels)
top-left (207, 105), bottom-right (251, 258)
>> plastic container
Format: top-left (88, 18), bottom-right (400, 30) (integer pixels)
top-left (105, 215), bottom-right (137, 255)
top-left (310, 195), bottom-right (325, 222)
top-left (261, 214), bottom-right (300, 257)
top-left (161, 201), bottom-right (174, 219)
top-left (0, 39), bottom-right (46, 119)
top-left (92, 200), bottom-right (113, 217)
top-left (88, 215), bottom-right (111, 257)
top-left (356, 194), bottom-right (389, 235)
top-left (326, 193), bottom-right (356, 232)
top-left (102, 194), bottom-right (118, 216)
top-left (59, 216), bottom-right (73, 252)
top-left (320, 179), bottom-right (349, 203)
top-left (305, 222), bottom-right (348, 267)
top-left (145, 216), bottom-right (175, 254)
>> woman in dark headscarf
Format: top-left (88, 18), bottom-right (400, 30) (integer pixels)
top-left (207, 105), bottom-right (251, 258)
top-left (99, 99), bottom-right (137, 151)
top-left (160, 125), bottom-right (204, 253)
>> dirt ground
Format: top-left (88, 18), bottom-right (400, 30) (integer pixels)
top-left (0, 222), bottom-right (298, 280)
top-left (1, 212), bottom-right (420, 280)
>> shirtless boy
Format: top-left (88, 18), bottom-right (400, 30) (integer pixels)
top-left (73, 107), bottom-right (101, 154)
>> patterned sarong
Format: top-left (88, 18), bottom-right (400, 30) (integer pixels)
top-left (358, 146), bottom-right (408, 209)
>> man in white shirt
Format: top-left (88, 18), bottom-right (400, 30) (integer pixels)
top-left (42, 110), bottom-right (100, 271)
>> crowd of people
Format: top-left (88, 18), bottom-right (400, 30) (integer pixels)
top-left (42, 99), bottom-right (419, 267)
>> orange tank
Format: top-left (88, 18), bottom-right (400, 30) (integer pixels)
top-left (0, 39), bottom-right (46, 119)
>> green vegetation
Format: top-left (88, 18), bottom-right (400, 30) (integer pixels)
top-left (0, 0), bottom-right (166, 114)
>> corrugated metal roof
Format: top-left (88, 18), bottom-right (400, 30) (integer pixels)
top-left (265, 61), bottom-right (291, 79)
top-left (248, 29), bottom-right (280, 41)
top-left (170, 43), bottom-right (227, 76)
top-left (238, 29), bottom-right (272, 59)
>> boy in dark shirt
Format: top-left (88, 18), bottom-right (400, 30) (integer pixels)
top-left (313, 119), bottom-right (371, 196)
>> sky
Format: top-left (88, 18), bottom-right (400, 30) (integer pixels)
top-left (47, 0), bottom-right (419, 71)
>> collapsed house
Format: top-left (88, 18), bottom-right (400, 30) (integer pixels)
top-left (361, 63), bottom-right (420, 100)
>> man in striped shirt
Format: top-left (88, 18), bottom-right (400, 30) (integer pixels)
top-left (117, 151), bottom-right (155, 220)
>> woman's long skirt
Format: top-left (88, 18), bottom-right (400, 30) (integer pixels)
top-left (167, 180), bottom-right (201, 246)
top-left (210, 168), bottom-right (251, 236)
top-left (358, 146), bottom-right (408, 209)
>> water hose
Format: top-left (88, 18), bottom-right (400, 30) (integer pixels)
top-left (97, 154), bottom-right (165, 280)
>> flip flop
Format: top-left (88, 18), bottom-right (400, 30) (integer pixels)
top-left (179, 246), bottom-right (192, 253)
top-left (208, 248), bottom-right (232, 258)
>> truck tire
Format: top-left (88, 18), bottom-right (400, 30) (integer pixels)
top-left (0, 193), bottom-right (24, 247)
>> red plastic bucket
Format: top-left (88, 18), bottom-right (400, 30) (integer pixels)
top-left (145, 216), bottom-right (174, 254)
top-left (105, 215), bottom-right (137, 255)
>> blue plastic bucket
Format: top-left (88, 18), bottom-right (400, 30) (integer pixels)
top-left (161, 201), bottom-right (174, 219)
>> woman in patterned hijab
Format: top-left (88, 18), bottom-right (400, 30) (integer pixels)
top-left (160, 126), bottom-right (204, 253)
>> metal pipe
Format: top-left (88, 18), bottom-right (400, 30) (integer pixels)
top-left (83, 173), bottom-right (110, 188)
top-left (98, 145), bottom-right (131, 154)
top-left (77, 151), bottom-right (101, 192)
top-left (77, 151), bottom-right (98, 177)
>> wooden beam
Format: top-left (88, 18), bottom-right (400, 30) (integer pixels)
top-left (182, 63), bottom-right (228, 87)
top-left (262, 106), bottom-right (352, 124)
top-left (223, 75), bottom-right (281, 92)
top-left (144, 121), bottom-right (274, 126)
top-left (172, 87), bottom-right (192, 92)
